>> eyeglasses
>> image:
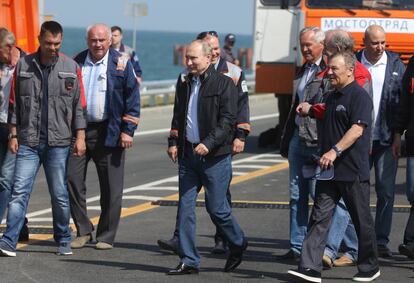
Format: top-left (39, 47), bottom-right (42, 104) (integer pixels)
top-left (196, 30), bottom-right (218, 40)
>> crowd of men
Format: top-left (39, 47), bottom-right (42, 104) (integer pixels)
top-left (0, 19), bottom-right (414, 281)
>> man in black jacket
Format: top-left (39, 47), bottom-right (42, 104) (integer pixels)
top-left (166, 40), bottom-right (246, 275)
top-left (392, 54), bottom-right (414, 260)
top-left (157, 31), bottom-right (250, 255)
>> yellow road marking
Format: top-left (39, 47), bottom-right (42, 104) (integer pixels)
top-left (15, 162), bottom-right (289, 249)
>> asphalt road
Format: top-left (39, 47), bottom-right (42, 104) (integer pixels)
top-left (0, 94), bottom-right (413, 282)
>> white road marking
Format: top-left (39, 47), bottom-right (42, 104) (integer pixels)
top-left (123, 195), bottom-right (161, 201)
top-left (232, 171), bottom-right (248, 176)
top-left (23, 152), bottom-right (285, 223)
top-left (135, 113), bottom-right (278, 137)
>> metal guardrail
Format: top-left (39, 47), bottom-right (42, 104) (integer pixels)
top-left (140, 74), bottom-right (255, 107)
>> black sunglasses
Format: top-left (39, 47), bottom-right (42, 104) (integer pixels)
top-left (196, 30), bottom-right (218, 40)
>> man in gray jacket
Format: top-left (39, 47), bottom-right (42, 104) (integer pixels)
top-left (0, 21), bottom-right (87, 257)
top-left (279, 26), bottom-right (325, 260)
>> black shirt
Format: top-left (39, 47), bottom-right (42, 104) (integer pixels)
top-left (321, 80), bottom-right (373, 182)
top-left (39, 63), bottom-right (50, 144)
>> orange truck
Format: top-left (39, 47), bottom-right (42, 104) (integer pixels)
top-left (253, 0), bottom-right (414, 94)
top-left (0, 0), bottom-right (40, 53)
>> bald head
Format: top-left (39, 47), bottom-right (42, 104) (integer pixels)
top-left (325, 29), bottom-right (355, 56)
top-left (363, 25), bottom-right (386, 64)
top-left (86, 24), bottom-right (112, 62)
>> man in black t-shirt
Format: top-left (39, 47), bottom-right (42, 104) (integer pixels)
top-left (288, 52), bottom-right (380, 283)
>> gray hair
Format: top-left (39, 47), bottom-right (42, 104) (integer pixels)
top-left (326, 30), bottom-right (355, 53)
top-left (0, 28), bottom-right (15, 47)
top-left (86, 24), bottom-right (112, 39)
top-left (330, 51), bottom-right (357, 69)
top-left (192, 39), bottom-right (212, 57)
top-left (300, 26), bottom-right (325, 43)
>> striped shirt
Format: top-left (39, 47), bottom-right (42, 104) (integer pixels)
top-left (82, 51), bottom-right (109, 122)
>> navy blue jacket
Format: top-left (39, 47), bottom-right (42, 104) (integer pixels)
top-left (74, 48), bottom-right (140, 147)
top-left (119, 43), bottom-right (142, 78)
top-left (216, 58), bottom-right (250, 140)
top-left (356, 50), bottom-right (405, 146)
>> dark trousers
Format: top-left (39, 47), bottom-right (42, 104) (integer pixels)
top-left (300, 179), bottom-right (378, 273)
top-left (67, 122), bottom-right (125, 244)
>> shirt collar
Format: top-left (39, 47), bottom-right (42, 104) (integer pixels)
top-left (214, 58), bottom-right (220, 70)
top-left (85, 50), bottom-right (109, 66)
top-left (361, 50), bottom-right (387, 67)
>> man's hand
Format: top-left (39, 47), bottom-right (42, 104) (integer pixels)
top-left (167, 146), bottom-right (178, 163)
top-left (391, 133), bottom-right (401, 159)
top-left (320, 149), bottom-right (337, 170)
top-left (120, 133), bottom-right (133, 149)
top-left (232, 138), bottom-right (245, 154)
top-left (296, 102), bottom-right (312, 117)
top-left (8, 138), bottom-right (18, 154)
top-left (194, 143), bottom-right (209, 156)
top-left (73, 138), bottom-right (86, 157)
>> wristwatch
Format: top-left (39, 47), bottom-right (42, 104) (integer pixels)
top-left (332, 145), bottom-right (342, 157)
top-left (8, 134), bottom-right (17, 140)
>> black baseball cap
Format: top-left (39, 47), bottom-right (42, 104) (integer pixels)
top-left (225, 33), bottom-right (236, 42)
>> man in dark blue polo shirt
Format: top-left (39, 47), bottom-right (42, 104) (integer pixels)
top-left (288, 52), bottom-right (380, 283)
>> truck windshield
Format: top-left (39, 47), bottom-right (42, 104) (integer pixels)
top-left (307, 0), bottom-right (414, 10)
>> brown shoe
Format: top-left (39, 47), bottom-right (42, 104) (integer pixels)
top-left (71, 234), bottom-right (92, 249)
top-left (333, 255), bottom-right (355, 267)
top-left (322, 255), bottom-right (333, 269)
top-left (95, 242), bottom-right (113, 250)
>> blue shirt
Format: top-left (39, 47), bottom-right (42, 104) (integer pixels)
top-left (186, 76), bottom-right (201, 143)
top-left (82, 51), bottom-right (109, 122)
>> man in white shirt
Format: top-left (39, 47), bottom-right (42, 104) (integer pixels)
top-left (358, 25), bottom-right (405, 258)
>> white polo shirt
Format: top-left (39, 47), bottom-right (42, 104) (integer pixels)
top-left (361, 50), bottom-right (387, 141)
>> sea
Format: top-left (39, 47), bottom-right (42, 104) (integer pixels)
top-left (60, 27), bottom-right (254, 81)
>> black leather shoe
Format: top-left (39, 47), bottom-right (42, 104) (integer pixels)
top-left (167, 263), bottom-right (199, 275)
top-left (18, 217), bottom-right (29, 242)
top-left (399, 244), bottom-right (414, 259)
top-left (157, 237), bottom-right (178, 254)
top-left (224, 240), bottom-right (248, 272)
top-left (276, 249), bottom-right (300, 261)
top-left (212, 240), bottom-right (227, 254)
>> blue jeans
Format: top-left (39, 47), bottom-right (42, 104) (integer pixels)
top-left (288, 130), bottom-right (317, 254)
top-left (404, 157), bottom-right (414, 245)
top-left (324, 143), bottom-right (398, 258)
top-left (324, 199), bottom-right (358, 261)
top-left (0, 124), bottom-right (16, 224)
top-left (177, 147), bottom-right (244, 268)
top-left (0, 144), bottom-right (71, 250)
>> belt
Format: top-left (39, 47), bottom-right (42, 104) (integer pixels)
top-left (87, 120), bottom-right (108, 128)
top-left (185, 139), bottom-right (200, 149)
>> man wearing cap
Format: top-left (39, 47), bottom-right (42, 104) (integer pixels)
top-left (222, 34), bottom-right (239, 66)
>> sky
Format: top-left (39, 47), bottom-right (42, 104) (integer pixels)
top-left (43, 0), bottom-right (255, 35)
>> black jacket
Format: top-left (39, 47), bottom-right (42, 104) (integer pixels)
top-left (396, 55), bottom-right (414, 156)
top-left (168, 64), bottom-right (238, 158)
top-left (356, 50), bottom-right (405, 146)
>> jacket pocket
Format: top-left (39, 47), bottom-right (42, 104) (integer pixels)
top-left (18, 71), bottom-right (35, 96)
top-left (58, 72), bottom-right (77, 96)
